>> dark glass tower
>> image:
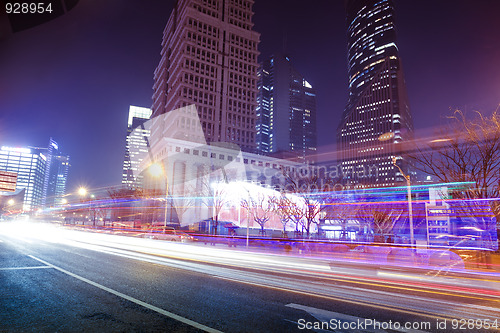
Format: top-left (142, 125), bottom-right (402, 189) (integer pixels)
top-left (256, 55), bottom-right (317, 159)
top-left (337, 0), bottom-right (413, 187)
top-left (42, 138), bottom-right (70, 207)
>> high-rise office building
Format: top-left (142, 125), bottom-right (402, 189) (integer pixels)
top-left (256, 55), bottom-right (317, 158)
top-left (0, 139), bottom-right (70, 211)
top-left (42, 139), bottom-right (70, 207)
top-left (337, 0), bottom-right (413, 187)
top-left (0, 146), bottom-right (46, 211)
top-left (122, 106), bottom-right (152, 188)
top-left (151, 0), bottom-right (260, 152)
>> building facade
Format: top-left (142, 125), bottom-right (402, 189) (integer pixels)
top-left (256, 55), bottom-right (317, 158)
top-left (138, 105), bottom-right (304, 228)
top-left (0, 146), bottom-right (47, 211)
top-left (42, 138), bottom-right (70, 207)
top-left (0, 139), bottom-right (69, 212)
top-left (0, 170), bottom-right (17, 192)
top-left (337, 0), bottom-right (413, 187)
top-left (122, 105), bottom-right (152, 188)
top-left (151, 0), bottom-right (260, 153)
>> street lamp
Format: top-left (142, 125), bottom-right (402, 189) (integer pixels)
top-left (392, 157), bottom-right (414, 248)
top-left (229, 181), bottom-right (251, 247)
top-left (237, 182), bottom-right (251, 248)
top-left (149, 161), bottom-right (169, 228)
top-left (90, 194), bottom-right (96, 226)
top-left (78, 187), bottom-right (87, 197)
top-left (78, 187), bottom-right (88, 225)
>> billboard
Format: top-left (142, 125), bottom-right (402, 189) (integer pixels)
top-left (0, 170), bottom-right (17, 192)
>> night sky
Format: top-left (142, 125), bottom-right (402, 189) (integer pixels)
top-left (0, 0), bottom-right (499, 192)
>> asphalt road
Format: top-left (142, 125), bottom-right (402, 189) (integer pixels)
top-left (1, 222), bottom-right (499, 332)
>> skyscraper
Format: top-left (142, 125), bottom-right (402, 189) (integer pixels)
top-left (43, 139), bottom-right (70, 207)
top-left (0, 146), bottom-right (46, 211)
top-left (337, 0), bottom-right (413, 187)
top-left (0, 139), bottom-right (69, 211)
top-left (122, 105), bottom-right (152, 188)
top-left (151, 0), bottom-right (260, 152)
top-left (256, 55), bottom-right (317, 158)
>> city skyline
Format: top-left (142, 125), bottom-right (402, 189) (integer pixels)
top-left (0, 138), bottom-right (70, 210)
top-left (0, 0), bottom-right (499, 191)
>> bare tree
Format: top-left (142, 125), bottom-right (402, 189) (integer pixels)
top-left (241, 192), bottom-right (274, 235)
top-left (282, 194), bottom-right (306, 236)
top-left (170, 182), bottom-right (196, 227)
top-left (280, 166), bottom-right (330, 237)
top-left (269, 194), bottom-right (293, 236)
top-left (198, 170), bottom-right (230, 235)
top-left (409, 109), bottom-right (500, 246)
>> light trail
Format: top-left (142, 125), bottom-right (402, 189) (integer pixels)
top-left (3, 221), bottom-right (500, 323)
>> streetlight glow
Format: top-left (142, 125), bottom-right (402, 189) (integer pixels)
top-left (148, 161), bottom-right (169, 228)
top-left (148, 162), bottom-right (164, 178)
top-left (78, 187), bottom-right (87, 196)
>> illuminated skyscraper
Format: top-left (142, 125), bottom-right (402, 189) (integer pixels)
top-left (0, 146), bottom-right (46, 211)
top-left (151, 0), bottom-right (260, 152)
top-left (43, 139), bottom-right (70, 207)
top-left (337, 0), bottom-right (413, 187)
top-left (0, 139), bottom-right (69, 211)
top-left (45, 154), bottom-right (70, 206)
top-left (256, 55), bottom-right (317, 158)
top-left (122, 106), bottom-right (152, 188)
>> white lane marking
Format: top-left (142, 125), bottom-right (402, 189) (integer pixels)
top-left (0, 265), bottom-right (52, 271)
top-left (28, 255), bottom-right (223, 333)
top-left (69, 242), bottom-right (500, 320)
top-left (286, 303), bottom-right (429, 333)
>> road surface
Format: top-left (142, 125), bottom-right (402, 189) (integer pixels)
top-left (1, 222), bottom-right (499, 332)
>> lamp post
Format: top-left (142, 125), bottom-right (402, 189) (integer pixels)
top-left (90, 194), bottom-right (96, 227)
top-left (392, 157), bottom-right (414, 248)
top-left (163, 164), bottom-right (169, 228)
top-left (241, 183), bottom-right (251, 248)
top-left (78, 187), bottom-right (87, 225)
top-left (149, 162), bottom-right (169, 228)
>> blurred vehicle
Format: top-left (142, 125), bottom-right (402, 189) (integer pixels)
top-left (144, 226), bottom-right (194, 242)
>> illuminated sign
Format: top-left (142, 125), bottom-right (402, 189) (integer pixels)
top-left (428, 208), bottom-right (453, 216)
top-left (1, 146), bottom-right (31, 154)
top-left (0, 170), bottom-right (17, 192)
